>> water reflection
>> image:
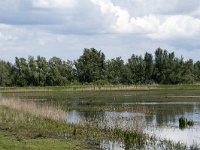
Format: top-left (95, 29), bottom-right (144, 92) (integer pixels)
top-left (100, 140), bottom-right (124, 150)
top-left (66, 102), bottom-right (200, 148)
top-left (66, 111), bottom-right (145, 131)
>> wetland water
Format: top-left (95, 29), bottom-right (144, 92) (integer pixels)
top-left (66, 103), bottom-right (200, 148)
top-left (3, 89), bottom-right (200, 149)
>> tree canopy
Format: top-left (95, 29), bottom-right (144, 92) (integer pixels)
top-left (0, 48), bottom-right (199, 86)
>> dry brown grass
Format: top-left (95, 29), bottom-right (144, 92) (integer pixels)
top-left (0, 96), bottom-right (66, 122)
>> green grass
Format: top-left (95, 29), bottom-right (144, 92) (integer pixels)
top-left (1, 84), bottom-right (200, 93)
top-left (0, 131), bottom-right (89, 150)
top-left (0, 106), bottom-right (93, 150)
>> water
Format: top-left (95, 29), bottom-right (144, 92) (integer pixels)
top-left (65, 102), bottom-right (200, 148)
top-left (2, 90), bottom-right (200, 149)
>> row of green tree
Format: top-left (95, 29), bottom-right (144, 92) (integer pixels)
top-left (1, 48), bottom-right (200, 86)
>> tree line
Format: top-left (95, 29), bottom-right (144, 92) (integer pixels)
top-left (0, 48), bottom-right (200, 86)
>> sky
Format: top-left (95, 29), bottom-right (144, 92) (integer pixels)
top-left (1, 0), bottom-right (200, 62)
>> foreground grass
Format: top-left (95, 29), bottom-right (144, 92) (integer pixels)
top-left (0, 131), bottom-right (88, 150)
top-left (0, 106), bottom-right (148, 150)
top-left (0, 98), bottom-right (93, 150)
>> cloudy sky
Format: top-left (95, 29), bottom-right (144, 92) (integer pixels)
top-left (1, 0), bottom-right (200, 62)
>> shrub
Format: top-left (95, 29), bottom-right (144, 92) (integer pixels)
top-left (179, 117), bottom-right (194, 129)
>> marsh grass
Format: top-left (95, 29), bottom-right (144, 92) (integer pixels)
top-left (0, 84), bottom-right (158, 93)
top-left (1, 84), bottom-right (200, 93)
top-left (0, 97), bottom-right (66, 122)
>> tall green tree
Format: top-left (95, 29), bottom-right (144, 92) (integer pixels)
top-left (127, 55), bottom-right (145, 84)
top-left (154, 48), bottom-right (165, 83)
top-left (144, 52), bottom-right (153, 83)
top-left (36, 56), bottom-right (48, 86)
top-left (27, 56), bottom-right (38, 86)
top-left (181, 59), bottom-right (194, 83)
top-left (14, 57), bottom-right (29, 86)
top-left (0, 47), bottom-right (198, 86)
top-left (106, 57), bottom-right (125, 84)
top-left (163, 52), bottom-right (175, 84)
top-left (194, 61), bottom-right (200, 82)
top-left (61, 60), bottom-right (76, 83)
top-left (47, 57), bottom-right (64, 86)
top-left (153, 48), bottom-right (175, 83)
top-left (0, 61), bottom-right (12, 86)
top-left (75, 48), bottom-right (106, 83)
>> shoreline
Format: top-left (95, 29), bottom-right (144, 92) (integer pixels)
top-left (1, 84), bottom-right (200, 92)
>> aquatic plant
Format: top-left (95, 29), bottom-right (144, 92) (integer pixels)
top-left (179, 116), bottom-right (194, 129)
top-left (187, 120), bottom-right (194, 126)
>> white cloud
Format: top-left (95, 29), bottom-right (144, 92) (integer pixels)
top-left (91, 0), bottom-right (200, 40)
top-left (112, 0), bottom-right (200, 16)
top-left (149, 15), bottom-right (200, 40)
top-left (0, 24), bottom-right (19, 41)
top-left (91, 0), bottom-right (133, 32)
top-left (32, 0), bottom-right (77, 9)
top-left (0, 0), bottom-right (200, 62)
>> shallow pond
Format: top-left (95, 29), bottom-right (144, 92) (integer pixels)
top-left (66, 102), bottom-right (200, 148)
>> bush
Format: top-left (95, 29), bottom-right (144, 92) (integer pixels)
top-left (179, 117), bottom-right (194, 129)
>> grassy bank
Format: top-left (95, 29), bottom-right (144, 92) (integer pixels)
top-left (1, 84), bottom-right (200, 93)
top-left (0, 105), bottom-right (92, 150)
top-left (0, 97), bottom-right (147, 149)
top-left (0, 131), bottom-right (88, 150)
top-left (0, 84), bottom-right (157, 92)
top-left (0, 105), bottom-right (146, 146)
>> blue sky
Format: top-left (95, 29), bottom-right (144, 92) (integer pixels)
top-left (0, 0), bottom-right (200, 62)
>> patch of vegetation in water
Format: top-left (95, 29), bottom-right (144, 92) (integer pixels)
top-left (179, 116), bottom-right (194, 129)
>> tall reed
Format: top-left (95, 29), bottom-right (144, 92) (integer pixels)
top-left (0, 97), bottom-right (66, 122)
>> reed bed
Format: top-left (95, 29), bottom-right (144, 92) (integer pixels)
top-left (0, 97), bottom-right (66, 122)
top-left (0, 85), bottom-right (158, 93)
